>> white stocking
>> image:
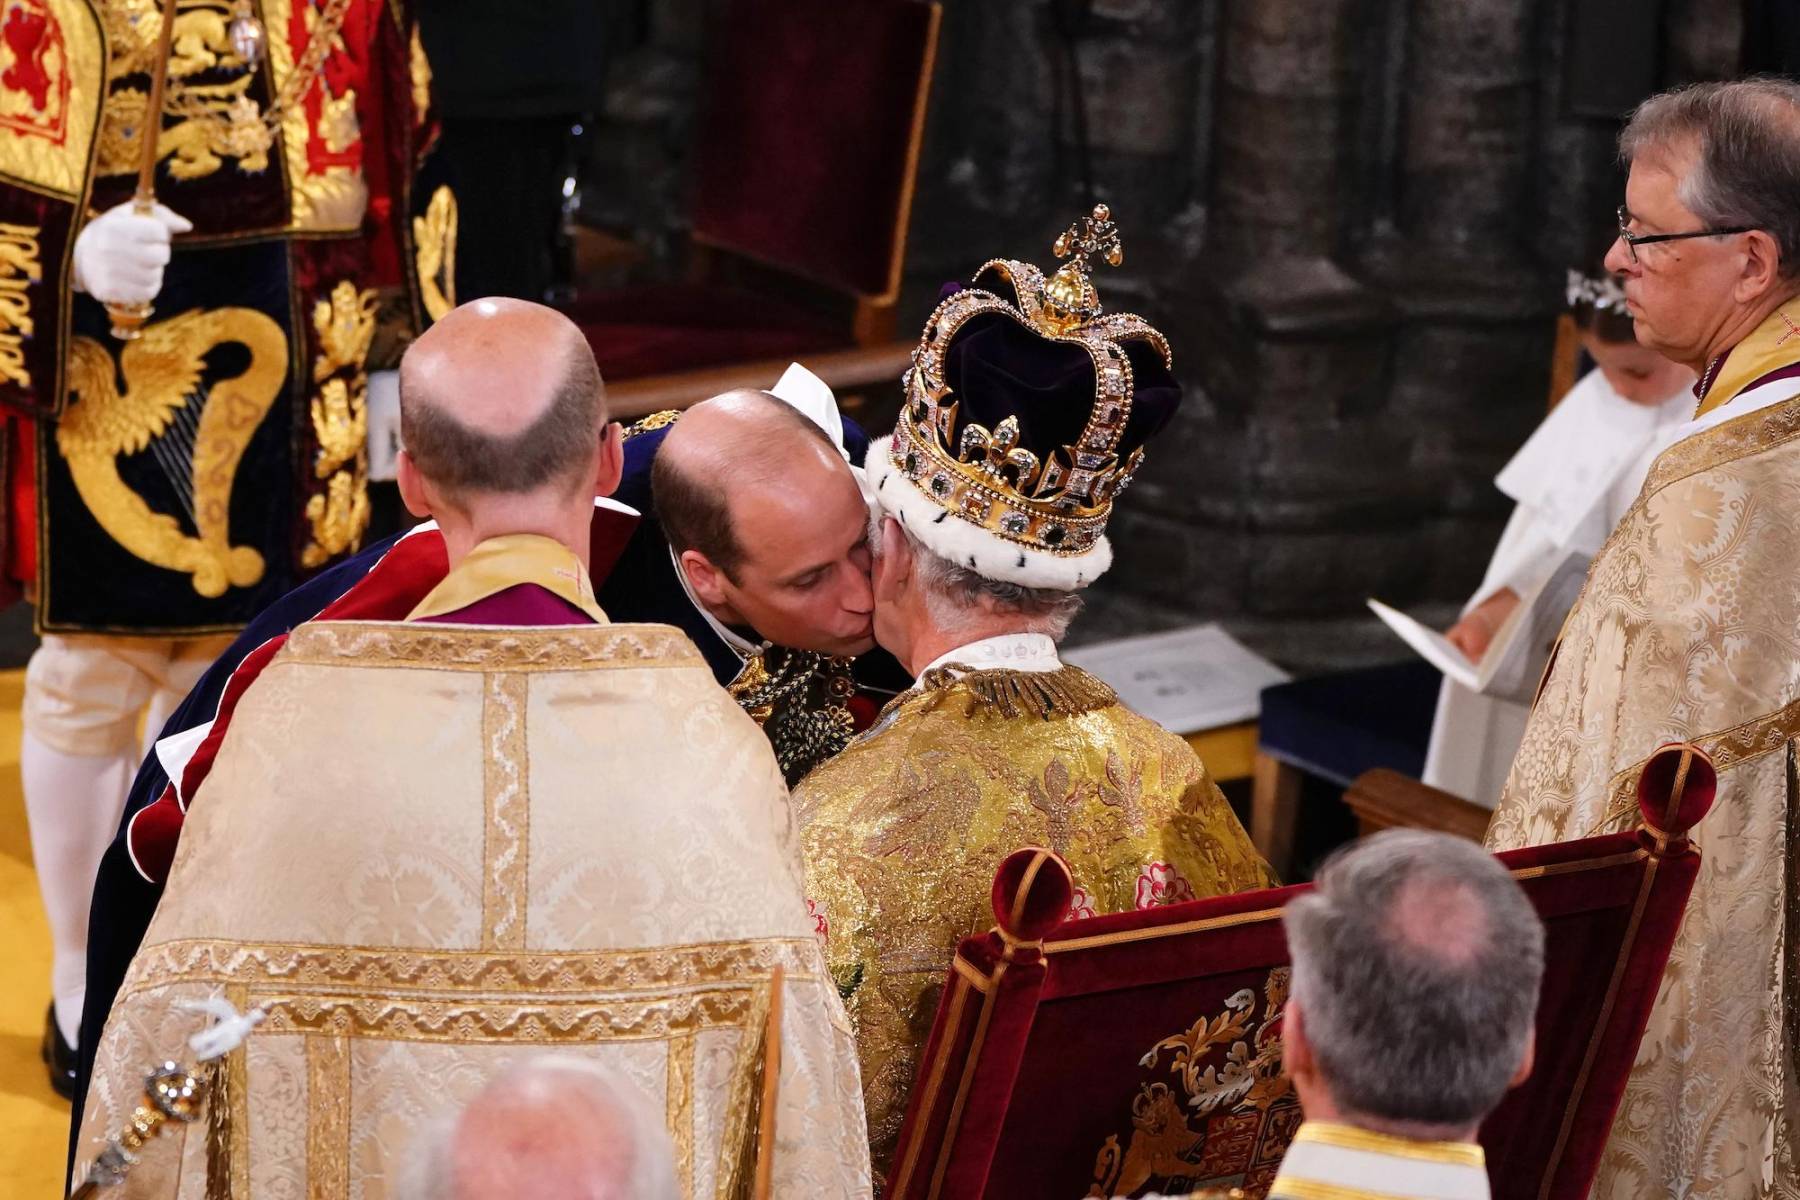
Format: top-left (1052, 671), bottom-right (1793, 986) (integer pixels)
top-left (22, 731), bottom-right (136, 1047)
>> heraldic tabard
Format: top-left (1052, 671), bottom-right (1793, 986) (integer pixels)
top-left (0, 0), bottom-right (456, 633)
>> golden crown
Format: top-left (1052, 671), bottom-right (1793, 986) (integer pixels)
top-left (888, 204), bottom-right (1172, 559)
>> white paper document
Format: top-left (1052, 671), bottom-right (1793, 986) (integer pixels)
top-left (1062, 623), bottom-right (1290, 734)
top-left (1369, 553), bottom-right (1588, 705)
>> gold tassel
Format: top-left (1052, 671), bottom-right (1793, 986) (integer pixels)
top-left (919, 664), bottom-right (1117, 721)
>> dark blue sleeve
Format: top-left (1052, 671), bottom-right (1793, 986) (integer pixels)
top-left (844, 414), bottom-right (872, 465)
top-left (68, 532), bottom-right (402, 1169)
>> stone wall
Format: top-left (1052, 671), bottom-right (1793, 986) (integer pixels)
top-left (588, 0), bottom-right (1744, 668)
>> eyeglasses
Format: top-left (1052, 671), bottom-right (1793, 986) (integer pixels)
top-left (1616, 205), bottom-right (1753, 264)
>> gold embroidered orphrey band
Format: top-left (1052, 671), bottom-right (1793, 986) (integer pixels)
top-left (149, 939), bottom-right (805, 1200)
top-left (276, 620), bottom-right (706, 672)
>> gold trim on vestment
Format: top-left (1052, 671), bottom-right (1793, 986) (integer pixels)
top-left (119, 936), bottom-right (826, 996)
top-left (1590, 695), bottom-right (1800, 837)
top-left (249, 988), bottom-right (784, 1044)
top-left (1291, 1121), bottom-right (1485, 1168)
top-left (667, 1032), bottom-right (696, 1197)
top-left (1641, 392), bottom-right (1800, 500)
top-left (277, 620), bottom-right (704, 672)
top-left (304, 1031), bottom-right (351, 1200)
top-left (1541, 392), bottom-right (1800, 700)
top-left (715, 976), bottom-right (778, 1200)
top-left (481, 673), bottom-right (530, 950)
top-left (204, 996), bottom-right (250, 1200)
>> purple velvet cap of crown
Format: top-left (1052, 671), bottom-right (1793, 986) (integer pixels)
top-left (938, 309), bottom-right (1182, 475)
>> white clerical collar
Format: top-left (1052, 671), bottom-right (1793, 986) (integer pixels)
top-left (670, 544), bottom-right (765, 660)
top-left (1271, 1121), bottom-right (1490, 1200)
top-left (915, 633), bottom-right (1061, 685)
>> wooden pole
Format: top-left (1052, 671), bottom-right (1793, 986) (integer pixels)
top-left (106, 0), bottom-right (182, 340)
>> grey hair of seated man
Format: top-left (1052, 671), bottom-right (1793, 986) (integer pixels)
top-left (1281, 830), bottom-right (1545, 1140)
top-left (869, 512), bottom-right (1081, 649)
top-left (396, 1057), bottom-right (679, 1200)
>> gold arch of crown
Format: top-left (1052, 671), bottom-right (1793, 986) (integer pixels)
top-left (890, 206), bottom-right (1173, 558)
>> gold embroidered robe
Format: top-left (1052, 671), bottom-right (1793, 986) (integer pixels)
top-left (76, 620), bottom-right (872, 1199)
top-left (1486, 302), bottom-right (1800, 1198)
top-left (793, 665), bottom-right (1273, 1170)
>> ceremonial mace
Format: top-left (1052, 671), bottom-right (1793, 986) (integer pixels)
top-left (68, 998), bottom-right (266, 1197)
top-left (106, 0), bottom-right (266, 340)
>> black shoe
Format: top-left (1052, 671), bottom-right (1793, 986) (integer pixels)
top-left (41, 1004), bottom-right (77, 1102)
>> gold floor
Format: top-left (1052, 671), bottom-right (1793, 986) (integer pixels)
top-left (0, 668), bottom-right (79, 1198)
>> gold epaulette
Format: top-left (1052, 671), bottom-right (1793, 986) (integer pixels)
top-left (623, 409), bottom-right (681, 440)
top-left (918, 663), bottom-right (1116, 721)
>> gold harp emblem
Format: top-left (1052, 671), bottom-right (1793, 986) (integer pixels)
top-left (60, 307), bottom-right (286, 597)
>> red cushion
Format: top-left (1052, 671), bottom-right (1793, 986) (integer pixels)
top-left (565, 283), bottom-right (847, 381)
top-left (690, 0), bottom-right (938, 298)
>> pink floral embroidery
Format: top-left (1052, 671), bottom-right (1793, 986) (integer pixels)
top-left (1135, 862), bottom-right (1195, 910)
top-left (806, 898), bottom-right (829, 941)
top-left (1068, 885), bottom-right (1098, 921)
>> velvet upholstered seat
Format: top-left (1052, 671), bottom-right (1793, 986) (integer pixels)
top-left (887, 743), bottom-right (1717, 1200)
top-left (571, 0), bottom-right (941, 382)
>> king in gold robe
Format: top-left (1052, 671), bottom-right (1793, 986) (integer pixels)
top-left (76, 608), bottom-right (872, 1197)
top-left (797, 656), bottom-right (1272, 1165)
top-left (1486, 297), bottom-right (1800, 1197)
top-left (792, 209), bottom-right (1272, 1170)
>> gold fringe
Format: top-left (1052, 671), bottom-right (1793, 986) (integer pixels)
top-left (919, 664), bottom-right (1117, 721)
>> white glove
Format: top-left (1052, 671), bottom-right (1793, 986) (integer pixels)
top-left (71, 200), bottom-right (193, 305)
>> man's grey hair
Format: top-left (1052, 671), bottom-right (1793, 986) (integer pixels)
top-left (1620, 78), bottom-right (1800, 281)
top-left (1283, 830), bottom-right (1545, 1128)
top-left (873, 515), bottom-right (1083, 641)
top-left (395, 1057), bottom-right (678, 1200)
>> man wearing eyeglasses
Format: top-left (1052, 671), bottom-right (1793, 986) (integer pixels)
top-left (1485, 79), bottom-right (1800, 1200)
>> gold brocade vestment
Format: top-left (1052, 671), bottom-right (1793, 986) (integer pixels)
top-left (794, 663), bottom-right (1272, 1170)
top-left (78, 620), bottom-right (872, 1199)
top-left (1487, 301), bottom-right (1800, 1198)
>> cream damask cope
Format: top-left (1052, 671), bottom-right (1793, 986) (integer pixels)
top-left (1488, 396), bottom-right (1800, 1200)
top-left (793, 667), bottom-right (1273, 1174)
top-left (77, 621), bottom-right (872, 1200)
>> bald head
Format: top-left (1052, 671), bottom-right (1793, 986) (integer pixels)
top-left (400, 298), bottom-right (606, 498)
top-left (400, 1059), bottom-right (677, 1200)
top-left (654, 389), bottom-right (845, 579)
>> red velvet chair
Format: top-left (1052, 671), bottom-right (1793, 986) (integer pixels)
top-left (888, 744), bottom-right (1717, 1200)
top-left (569, 0), bottom-right (941, 409)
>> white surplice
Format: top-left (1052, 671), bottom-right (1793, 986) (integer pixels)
top-left (1422, 369), bottom-right (1693, 805)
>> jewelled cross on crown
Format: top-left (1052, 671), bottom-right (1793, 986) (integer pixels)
top-left (1042, 203), bottom-right (1123, 333)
